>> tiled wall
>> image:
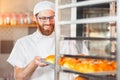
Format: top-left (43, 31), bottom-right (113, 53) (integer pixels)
top-left (0, 27), bottom-right (37, 53)
top-left (0, 26), bottom-right (36, 78)
top-left (0, 40), bottom-right (13, 54)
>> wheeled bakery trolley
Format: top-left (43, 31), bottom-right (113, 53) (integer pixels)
top-left (54, 0), bottom-right (119, 80)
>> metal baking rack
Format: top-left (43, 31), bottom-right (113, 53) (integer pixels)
top-left (61, 54), bottom-right (116, 61)
top-left (54, 0), bottom-right (119, 80)
top-left (42, 57), bottom-right (116, 80)
top-left (62, 68), bottom-right (116, 80)
top-left (64, 37), bottom-right (116, 41)
top-left (61, 54), bottom-right (116, 79)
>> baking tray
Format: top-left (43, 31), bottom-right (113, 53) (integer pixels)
top-left (41, 59), bottom-right (116, 80)
top-left (61, 66), bottom-right (116, 75)
top-left (41, 59), bottom-right (116, 75)
top-left (62, 54), bottom-right (116, 60)
top-left (63, 68), bottom-right (116, 80)
top-left (64, 37), bottom-right (116, 41)
top-left (41, 59), bottom-right (54, 68)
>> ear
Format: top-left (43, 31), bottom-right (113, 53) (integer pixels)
top-left (32, 15), bottom-right (37, 23)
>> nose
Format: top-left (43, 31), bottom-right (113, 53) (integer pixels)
top-left (45, 18), bottom-right (51, 24)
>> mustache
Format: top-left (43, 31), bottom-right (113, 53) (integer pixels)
top-left (43, 24), bottom-right (52, 26)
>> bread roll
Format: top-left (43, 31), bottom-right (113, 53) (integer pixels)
top-left (45, 55), bottom-right (55, 64)
top-left (74, 76), bottom-right (87, 80)
top-left (62, 57), bottom-right (78, 70)
top-left (45, 55), bottom-right (63, 65)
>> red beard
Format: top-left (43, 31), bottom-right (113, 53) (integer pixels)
top-left (38, 24), bottom-right (54, 36)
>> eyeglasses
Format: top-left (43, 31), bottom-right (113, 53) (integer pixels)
top-left (37, 15), bottom-right (55, 22)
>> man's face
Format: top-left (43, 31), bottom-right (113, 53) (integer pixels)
top-left (36, 10), bottom-right (55, 36)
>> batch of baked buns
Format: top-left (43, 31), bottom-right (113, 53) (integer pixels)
top-left (45, 54), bottom-right (116, 80)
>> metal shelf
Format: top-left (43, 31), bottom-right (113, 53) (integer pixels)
top-left (59, 0), bottom-right (115, 9)
top-left (62, 54), bottom-right (116, 61)
top-left (64, 37), bottom-right (116, 41)
top-left (62, 68), bottom-right (116, 80)
top-left (42, 59), bottom-right (116, 80)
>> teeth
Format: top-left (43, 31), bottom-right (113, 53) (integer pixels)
top-left (44, 26), bottom-right (50, 30)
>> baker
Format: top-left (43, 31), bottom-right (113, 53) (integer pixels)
top-left (7, 1), bottom-right (88, 80)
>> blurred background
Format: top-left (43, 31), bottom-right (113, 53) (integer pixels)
top-left (0, 0), bottom-right (116, 80)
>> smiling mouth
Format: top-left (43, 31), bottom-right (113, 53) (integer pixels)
top-left (44, 25), bottom-right (51, 30)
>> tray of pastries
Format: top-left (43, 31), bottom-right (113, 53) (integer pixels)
top-left (42, 54), bottom-right (116, 75)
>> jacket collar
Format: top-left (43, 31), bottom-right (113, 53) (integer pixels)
top-left (33, 29), bottom-right (55, 41)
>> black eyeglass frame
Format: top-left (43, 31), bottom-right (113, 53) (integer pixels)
top-left (37, 15), bottom-right (55, 22)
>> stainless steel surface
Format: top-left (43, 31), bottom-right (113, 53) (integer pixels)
top-left (55, 0), bottom-right (61, 80)
top-left (116, 0), bottom-right (120, 80)
top-left (59, 16), bottom-right (117, 25)
top-left (55, 0), bottom-right (117, 80)
top-left (59, 0), bottom-right (115, 9)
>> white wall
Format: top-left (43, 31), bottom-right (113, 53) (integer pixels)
top-left (0, 0), bottom-right (54, 13)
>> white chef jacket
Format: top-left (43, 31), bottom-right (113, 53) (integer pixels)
top-left (7, 30), bottom-right (88, 80)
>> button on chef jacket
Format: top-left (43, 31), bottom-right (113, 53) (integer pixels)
top-left (7, 30), bottom-right (89, 80)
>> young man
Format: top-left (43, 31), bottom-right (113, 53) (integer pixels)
top-left (7, 1), bottom-right (88, 80)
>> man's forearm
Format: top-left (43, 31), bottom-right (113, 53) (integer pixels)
top-left (14, 56), bottom-right (46, 80)
top-left (22, 60), bottom-right (38, 80)
top-left (14, 58), bottom-right (38, 80)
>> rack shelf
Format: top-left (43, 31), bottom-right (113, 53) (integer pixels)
top-left (62, 69), bottom-right (116, 80)
top-left (42, 59), bottom-right (116, 80)
top-left (62, 54), bottom-right (116, 61)
top-left (64, 37), bottom-right (116, 41)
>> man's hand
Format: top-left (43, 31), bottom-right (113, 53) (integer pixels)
top-left (34, 56), bottom-right (47, 67)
